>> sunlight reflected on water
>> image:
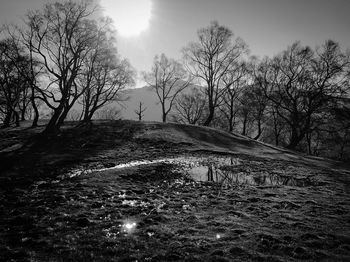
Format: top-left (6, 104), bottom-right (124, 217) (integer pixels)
top-left (66, 156), bottom-right (314, 187)
top-left (122, 221), bottom-right (137, 234)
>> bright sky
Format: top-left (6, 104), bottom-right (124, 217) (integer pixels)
top-left (1, 0), bottom-right (350, 87)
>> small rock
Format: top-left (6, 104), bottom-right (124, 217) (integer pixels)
top-left (91, 202), bottom-right (103, 208)
top-left (293, 246), bottom-right (311, 259)
top-left (209, 256), bottom-right (230, 262)
top-left (229, 246), bottom-right (245, 255)
top-left (264, 193), bottom-right (277, 197)
top-left (76, 217), bottom-right (91, 227)
top-left (10, 216), bottom-right (34, 229)
top-left (211, 250), bottom-right (225, 256)
top-left (247, 197), bottom-right (259, 203)
top-left (104, 162), bottom-right (115, 168)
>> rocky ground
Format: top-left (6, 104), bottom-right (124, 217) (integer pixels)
top-left (0, 120), bottom-right (349, 261)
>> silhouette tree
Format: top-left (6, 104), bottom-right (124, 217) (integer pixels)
top-left (3, 25), bottom-right (43, 127)
top-left (183, 21), bottom-right (248, 126)
top-left (255, 41), bottom-right (349, 149)
top-left (134, 102), bottom-right (147, 121)
top-left (173, 87), bottom-right (206, 125)
top-left (143, 53), bottom-right (191, 122)
top-left (23, 1), bottom-right (102, 135)
top-left (219, 62), bottom-right (247, 132)
top-left (0, 38), bottom-right (32, 127)
top-left (79, 19), bottom-right (135, 123)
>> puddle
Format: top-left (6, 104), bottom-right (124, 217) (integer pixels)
top-left (67, 157), bottom-right (241, 178)
top-left (66, 156), bottom-right (314, 187)
top-left (187, 165), bottom-right (312, 187)
top-left (66, 159), bottom-right (174, 178)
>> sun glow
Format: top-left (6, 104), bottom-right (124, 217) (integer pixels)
top-left (101, 0), bottom-right (152, 37)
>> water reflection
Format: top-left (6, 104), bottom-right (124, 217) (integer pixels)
top-left (66, 155), bottom-right (312, 187)
top-left (188, 164), bottom-right (311, 187)
top-left (67, 156), bottom-right (242, 178)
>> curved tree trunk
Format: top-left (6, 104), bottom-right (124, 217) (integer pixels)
top-left (42, 105), bottom-right (64, 135)
top-left (31, 93), bottom-right (39, 127)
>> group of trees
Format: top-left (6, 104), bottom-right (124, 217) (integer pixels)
top-left (1, 1), bottom-right (349, 159)
top-left (143, 21), bottom-right (349, 159)
top-left (142, 54), bottom-right (191, 122)
top-left (0, 0), bottom-right (135, 134)
top-left (0, 35), bottom-right (39, 128)
top-left (252, 41), bottom-right (349, 150)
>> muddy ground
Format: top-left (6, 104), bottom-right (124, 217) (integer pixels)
top-left (0, 120), bottom-right (349, 261)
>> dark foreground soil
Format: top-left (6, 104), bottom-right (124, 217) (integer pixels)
top-left (0, 120), bottom-right (349, 261)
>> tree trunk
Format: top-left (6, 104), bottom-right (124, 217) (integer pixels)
top-left (30, 81), bottom-right (39, 127)
top-left (1, 110), bottom-right (12, 128)
top-left (228, 99), bottom-right (235, 132)
top-left (274, 133), bottom-right (279, 146)
top-left (21, 109), bottom-right (26, 121)
top-left (84, 108), bottom-right (97, 122)
top-left (286, 128), bottom-right (304, 150)
top-left (162, 103), bottom-right (166, 122)
top-left (42, 107), bottom-right (63, 135)
top-left (228, 121), bottom-right (233, 132)
top-left (203, 105), bottom-right (214, 126)
top-left (253, 120), bottom-right (262, 140)
top-left (273, 122), bottom-right (279, 146)
top-left (306, 132), bottom-right (312, 155)
top-left (82, 111), bottom-right (91, 122)
top-left (228, 111), bottom-right (234, 132)
top-left (20, 92), bottom-right (27, 121)
top-left (82, 101), bottom-right (91, 122)
top-left (241, 116), bottom-right (247, 136)
top-left (14, 111), bottom-right (20, 127)
top-left (31, 98), bottom-right (39, 128)
top-left (57, 107), bottom-right (70, 127)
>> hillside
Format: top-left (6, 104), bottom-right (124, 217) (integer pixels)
top-left (0, 120), bottom-right (349, 261)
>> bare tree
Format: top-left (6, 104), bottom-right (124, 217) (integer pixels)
top-left (3, 25), bottom-right (43, 127)
top-left (95, 106), bottom-right (121, 120)
top-left (143, 53), bottom-right (191, 122)
top-left (79, 19), bottom-right (135, 123)
top-left (173, 87), bottom-right (206, 125)
top-left (247, 85), bottom-right (269, 140)
top-left (23, 1), bottom-right (101, 135)
top-left (219, 62), bottom-right (248, 132)
top-left (269, 105), bottom-right (286, 146)
top-left (256, 41), bottom-right (350, 149)
top-left (134, 101), bottom-right (147, 121)
top-left (183, 21), bottom-right (248, 126)
top-left (0, 38), bottom-right (32, 127)
top-left (236, 92), bottom-right (254, 136)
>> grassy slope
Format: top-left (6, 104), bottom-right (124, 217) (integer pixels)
top-left (0, 120), bottom-right (349, 261)
top-left (135, 121), bottom-right (348, 170)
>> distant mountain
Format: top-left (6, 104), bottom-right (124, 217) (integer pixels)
top-left (64, 86), bottom-right (164, 122)
top-left (64, 84), bottom-right (200, 122)
top-left (118, 86), bottom-right (162, 121)
top-left (116, 84), bottom-right (200, 122)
